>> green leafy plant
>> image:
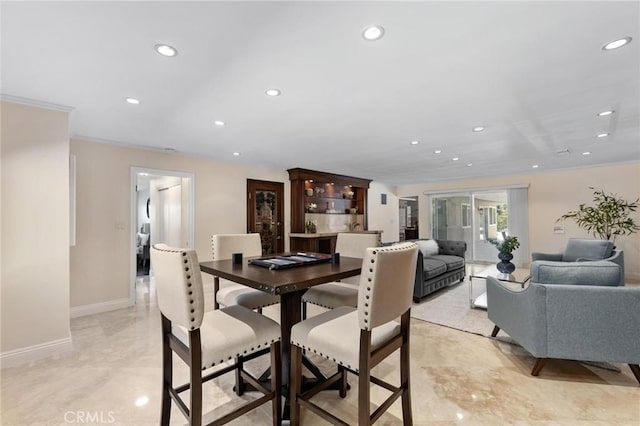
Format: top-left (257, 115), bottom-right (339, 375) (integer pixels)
top-left (557, 188), bottom-right (639, 242)
top-left (486, 236), bottom-right (520, 254)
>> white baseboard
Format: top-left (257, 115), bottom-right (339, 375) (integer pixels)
top-left (0, 337), bottom-right (73, 369)
top-left (70, 298), bottom-right (132, 318)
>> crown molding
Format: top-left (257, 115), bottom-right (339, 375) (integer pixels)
top-left (0, 94), bottom-right (74, 112)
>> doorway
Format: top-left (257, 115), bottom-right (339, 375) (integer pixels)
top-left (399, 196), bottom-right (419, 240)
top-left (130, 167), bottom-right (195, 304)
top-left (247, 179), bottom-right (284, 254)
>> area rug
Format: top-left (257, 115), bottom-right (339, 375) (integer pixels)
top-left (410, 279), bottom-right (496, 337)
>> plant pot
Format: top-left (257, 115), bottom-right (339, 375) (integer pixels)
top-left (496, 252), bottom-right (515, 274)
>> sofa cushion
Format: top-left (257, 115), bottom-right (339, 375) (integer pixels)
top-left (423, 258), bottom-right (447, 279)
top-left (563, 239), bottom-right (613, 262)
top-left (530, 260), bottom-right (622, 286)
top-left (429, 254), bottom-right (464, 272)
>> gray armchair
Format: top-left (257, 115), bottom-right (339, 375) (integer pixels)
top-left (531, 238), bottom-right (624, 286)
top-left (486, 262), bottom-right (640, 384)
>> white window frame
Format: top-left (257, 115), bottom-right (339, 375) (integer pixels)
top-left (461, 203), bottom-right (471, 228)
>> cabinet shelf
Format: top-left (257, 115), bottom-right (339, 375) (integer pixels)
top-left (288, 168), bottom-right (371, 240)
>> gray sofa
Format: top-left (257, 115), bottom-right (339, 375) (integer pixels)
top-left (412, 239), bottom-right (467, 303)
top-left (486, 261), bottom-right (640, 384)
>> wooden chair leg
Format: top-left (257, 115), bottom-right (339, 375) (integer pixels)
top-left (160, 315), bottom-right (172, 426)
top-left (235, 356), bottom-right (245, 396)
top-left (400, 313), bottom-right (413, 425)
top-left (189, 331), bottom-right (203, 426)
top-left (338, 365), bottom-right (347, 398)
top-left (491, 325), bottom-right (500, 337)
top-left (213, 277), bottom-right (220, 310)
top-left (271, 341), bottom-right (282, 426)
top-left (358, 331), bottom-right (372, 426)
top-left (290, 345), bottom-right (302, 425)
top-left (628, 364), bottom-right (640, 385)
top-left (531, 358), bottom-right (548, 376)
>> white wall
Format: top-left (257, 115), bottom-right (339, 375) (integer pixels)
top-left (397, 162), bottom-right (640, 279)
top-left (70, 138), bottom-right (290, 309)
top-left (367, 181), bottom-right (399, 243)
top-left (1, 101), bottom-right (71, 361)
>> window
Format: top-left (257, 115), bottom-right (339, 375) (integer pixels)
top-left (488, 207), bottom-right (497, 225)
top-left (461, 203), bottom-right (471, 228)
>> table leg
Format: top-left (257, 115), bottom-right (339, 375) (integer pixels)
top-left (279, 291), bottom-right (302, 391)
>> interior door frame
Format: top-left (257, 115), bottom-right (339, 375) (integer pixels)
top-left (130, 167), bottom-right (195, 305)
top-left (246, 179), bottom-right (285, 254)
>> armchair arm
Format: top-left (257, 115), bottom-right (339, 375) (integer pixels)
top-left (486, 277), bottom-right (548, 357)
top-left (531, 252), bottom-right (563, 262)
top-left (530, 260), bottom-right (622, 286)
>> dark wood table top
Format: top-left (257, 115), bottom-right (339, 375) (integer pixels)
top-left (200, 254), bottom-right (362, 295)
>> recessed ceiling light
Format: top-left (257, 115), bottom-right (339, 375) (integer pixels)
top-left (434, 150), bottom-right (442, 154)
top-left (410, 140), bottom-right (420, 145)
top-left (466, 163), bottom-right (473, 167)
top-left (154, 44), bottom-right (178, 57)
top-left (452, 157), bottom-right (460, 161)
top-left (602, 37), bottom-right (632, 51)
top-left (214, 120), bottom-right (225, 126)
top-left (362, 25), bottom-right (385, 41)
top-left (532, 164), bottom-right (539, 169)
top-left (597, 133), bottom-right (609, 138)
top-left (125, 97), bottom-right (140, 105)
top-left (472, 126), bottom-right (485, 132)
top-left (597, 110), bottom-right (614, 116)
top-left (265, 89), bottom-right (281, 97)
top-left (582, 151), bottom-right (591, 156)
top-left (233, 152), bottom-right (240, 156)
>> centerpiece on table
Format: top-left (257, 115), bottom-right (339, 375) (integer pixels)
top-left (486, 235), bottom-right (520, 273)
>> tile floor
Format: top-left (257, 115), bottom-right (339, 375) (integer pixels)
top-left (2, 275), bottom-right (639, 425)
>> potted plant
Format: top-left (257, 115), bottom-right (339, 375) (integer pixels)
top-left (557, 187), bottom-right (639, 243)
top-left (486, 235), bottom-right (520, 273)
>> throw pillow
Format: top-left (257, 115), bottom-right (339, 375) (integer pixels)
top-left (416, 239), bottom-right (439, 257)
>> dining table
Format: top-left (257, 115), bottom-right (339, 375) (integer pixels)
top-left (199, 252), bottom-right (362, 417)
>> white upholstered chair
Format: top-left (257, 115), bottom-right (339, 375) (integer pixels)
top-left (301, 233), bottom-right (381, 318)
top-left (151, 244), bottom-right (282, 426)
top-left (211, 234), bottom-right (279, 312)
top-left (290, 242), bottom-right (419, 425)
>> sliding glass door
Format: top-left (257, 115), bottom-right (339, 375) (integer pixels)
top-left (430, 187), bottom-right (528, 265)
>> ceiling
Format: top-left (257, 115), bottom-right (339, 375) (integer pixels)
top-left (2, 1), bottom-right (639, 185)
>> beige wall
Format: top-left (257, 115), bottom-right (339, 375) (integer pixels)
top-left (1, 102), bottom-right (71, 352)
top-left (69, 139), bottom-right (290, 309)
top-left (397, 162), bottom-right (640, 279)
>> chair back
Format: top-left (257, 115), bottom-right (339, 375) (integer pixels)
top-left (151, 244), bottom-right (204, 330)
top-left (336, 233), bottom-right (381, 257)
top-left (211, 233), bottom-right (262, 260)
top-left (563, 238), bottom-right (614, 262)
top-left (336, 233), bottom-right (381, 285)
top-left (357, 242), bottom-right (418, 330)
